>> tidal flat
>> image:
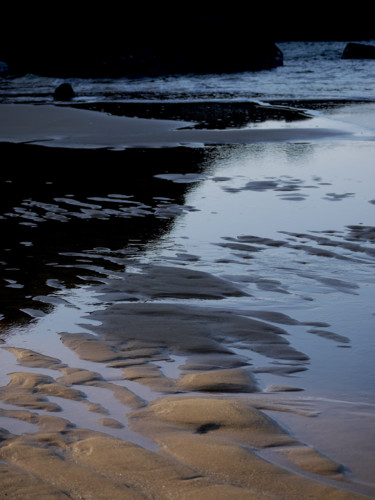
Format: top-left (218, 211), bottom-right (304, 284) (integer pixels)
top-left (0, 101), bottom-right (374, 498)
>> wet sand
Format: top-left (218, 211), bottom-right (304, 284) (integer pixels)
top-left (0, 103), bottom-right (358, 149)
top-left (0, 283), bottom-right (370, 499)
top-left (0, 102), bottom-right (375, 498)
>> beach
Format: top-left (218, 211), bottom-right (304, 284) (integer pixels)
top-left (0, 100), bottom-right (375, 499)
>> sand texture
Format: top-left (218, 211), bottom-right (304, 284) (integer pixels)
top-left (0, 263), bottom-right (371, 499)
top-left (0, 338), bottom-right (368, 499)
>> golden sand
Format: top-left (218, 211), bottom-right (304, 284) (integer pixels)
top-left (0, 331), bottom-right (370, 499)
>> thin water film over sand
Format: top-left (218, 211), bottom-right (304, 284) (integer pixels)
top-left (0, 102), bottom-right (374, 499)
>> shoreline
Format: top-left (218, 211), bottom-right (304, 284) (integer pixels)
top-left (0, 100), bottom-right (375, 498)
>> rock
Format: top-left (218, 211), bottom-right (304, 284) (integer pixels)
top-left (35, 39), bottom-right (283, 78)
top-left (341, 42), bottom-right (375, 59)
top-left (53, 83), bottom-right (75, 101)
top-left (0, 61), bottom-right (9, 75)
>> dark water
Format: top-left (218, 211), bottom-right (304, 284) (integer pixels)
top-left (0, 144), bottom-right (210, 326)
top-left (1, 40), bottom-right (375, 103)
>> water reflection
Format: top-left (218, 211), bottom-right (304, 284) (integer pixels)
top-left (2, 139), bottom-right (375, 394)
top-left (0, 144), bottom-right (209, 326)
top-left (136, 140), bottom-right (375, 401)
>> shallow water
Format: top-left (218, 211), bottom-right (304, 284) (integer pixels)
top-left (1, 40), bottom-right (375, 103)
top-left (1, 106), bottom-right (375, 492)
top-left (1, 39), bottom-right (375, 495)
top-left (138, 137), bottom-right (375, 395)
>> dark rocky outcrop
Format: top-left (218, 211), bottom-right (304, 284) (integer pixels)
top-left (0, 9), bottom-right (284, 78)
top-left (53, 83), bottom-right (75, 101)
top-left (1, 5), bottom-right (374, 79)
top-left (341, 42), bottom-right (375, 59)
top-left (3, 38), bottom-right (283, 78)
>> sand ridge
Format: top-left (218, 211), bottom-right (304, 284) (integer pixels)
top-left (0, 362), bottom-right (365, 499)
top-left (0, 344), bottom-right (367, 499)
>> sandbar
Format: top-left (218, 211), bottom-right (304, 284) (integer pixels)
top-left (0, 103), bottom-right (355, 149)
